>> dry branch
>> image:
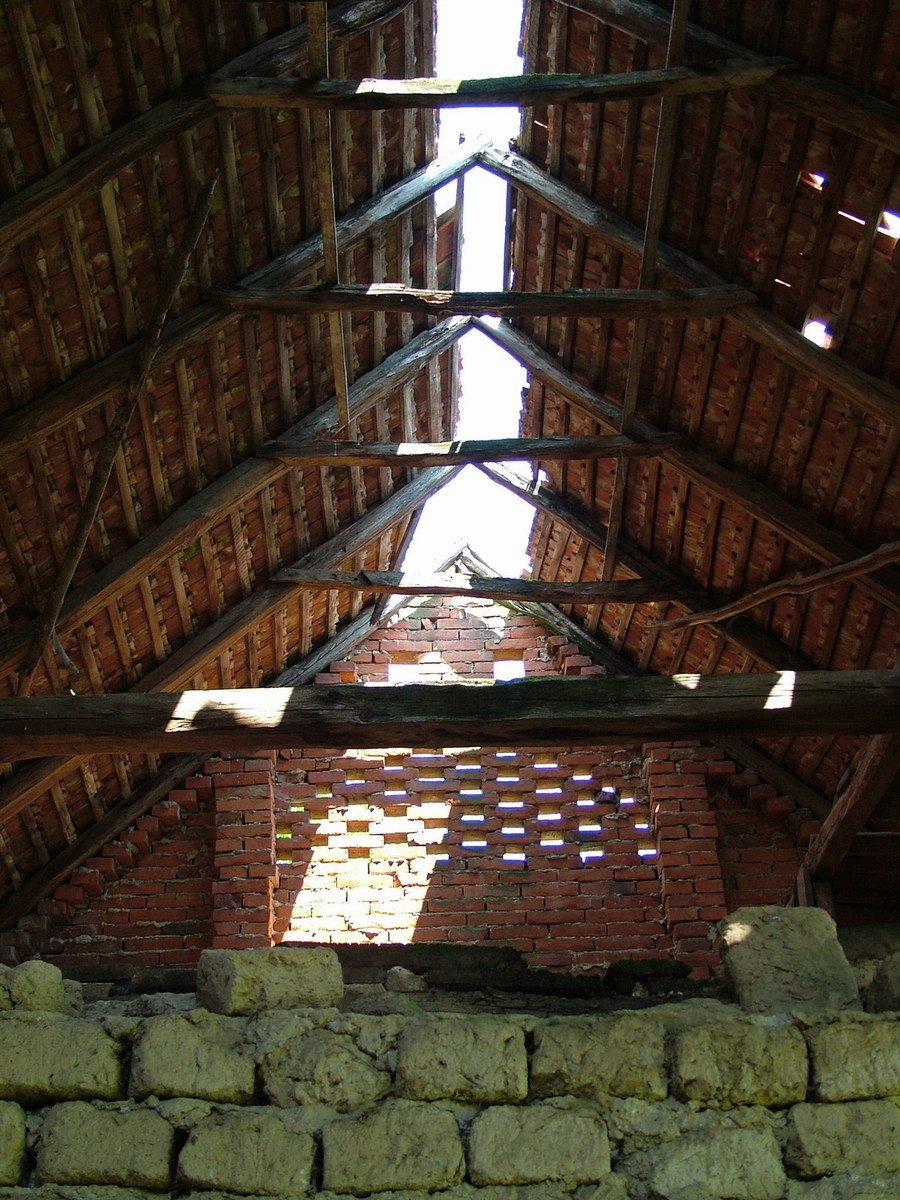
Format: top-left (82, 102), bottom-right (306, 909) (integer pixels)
top-left (652, 541), bottom-right (900, 632)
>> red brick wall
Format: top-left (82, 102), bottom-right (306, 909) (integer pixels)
top-left (6, 596), bottom-right (810, 980)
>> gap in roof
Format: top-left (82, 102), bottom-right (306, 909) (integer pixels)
top-left (401, 0), bottom-right (535, 580)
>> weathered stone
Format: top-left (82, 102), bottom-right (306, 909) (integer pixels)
top-left (35, 1102), bottom-right (174, 1190)
top-left (785, 1177), bottom-right (900, 1199)
top-left (622, 1126), bottom-right (785, 1200)
top-left (530, 1014), bottom-right (667, 1100)
top-left (396, 1017), bottom-right (527, 1104)
top-left (468, 1105), bottom-right (610, 1187)
top-left (866, 952), bottom-right (900, 1013)
top-left (600, 1096), bottom-right (778, 1158)
top-left (721, 907), bottom-right (860, 1015)
top-left (385, 966), bottom-right (427, 993)
top-left (322, 1100), bottom-right (465, 1193)
top-left (785, 1099), bottom-right (900, 1178)
top-left (0, 962), bottom-right (69, 1014)
top-left (197, 947), bottom-right (343, 1014)
top-left (177, 1109), bottom-right (314, 1196)
top-left (0, 1190), bottom-right (165, 1199)
top-left (261, 1027), bottom-right (390, 1111)
top-left (807, 1017), bottom-right (900, 1100)
top-left (671, 1022), bottom-right (807, 1107)
top-left (0, 1016), bottom-right (122, 1102)
top-left (0, 1102), bottom-right (25, 1185)
top-left (129, 1013), bottom-right (254, 1103)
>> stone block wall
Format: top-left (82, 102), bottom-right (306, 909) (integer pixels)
top-left (0, 947), bottom-right (898, 1200)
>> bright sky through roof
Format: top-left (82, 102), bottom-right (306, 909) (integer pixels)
top-left (401, 0), bottom-right (534, 578)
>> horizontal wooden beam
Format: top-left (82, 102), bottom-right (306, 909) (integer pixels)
top-left (0, 138), bottom-right (485, 465)
top-left (558, 0), bottom-right (900, 155)
top-left (215, 283), bottom-right (753, 320)
top-left (262, 432), bottom-right (678, 467)
top-left (0, 672), bottom-right (896, 758)
top-left (276, 568), bottom-right (704, 604)
top-left (207, 59), bottom-right (787, 110)
top-left (805, 735), bottom-right (900, 880)
top-left (0, 0), bottom-right (413, 260)
top-left (478, 147), bottom-right (900, 426)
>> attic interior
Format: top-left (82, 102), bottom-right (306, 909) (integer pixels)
top-left (0, 0), bottom-right (898, 997)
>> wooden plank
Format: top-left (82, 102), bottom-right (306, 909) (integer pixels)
top-left (475, 321), bottom-right (900, 615)
top-left (216, 283), bottom-right (754, 319)
top-left (558, 0), bottom-right (900, 154)
top-left (805, 735), bottom-right (900, 879)
top-left (208, 59), bottom-right (788, 109)
top-left (0, 137), bottom-right (486, 465)
top-left (262, 432), bottom-right (679, 467)
top-left (0, 672), bottom-right (896, 758)
top-left (276, 568), bottom-right (704, 604)
top-left (478, 147), bottom-right (900, 425)
top-left (0, 318), bottom-right (468, 683)
top-left (0, 0), bottom-right (414, 259)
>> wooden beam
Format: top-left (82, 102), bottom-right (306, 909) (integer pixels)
top-left (0, 138), bottom-right (486, 465)
top-left (0, 599), bottom-right (392, 931)
top-left (262, 432), bottom-right (679, 467)
top-left (477, 147), bottom-right (900, 425)
top-left (479, 462), bottom-right (815, 674)
top-left (0, 318), bottom-right (469, 684)
top-left (0, 672), bottom-right (896, 758)
top-left (475, 321), bottom-right (900, 615)
top-left (215, 283), bottom-right (754, 319)
top-left (654, 540), bottom-right (900, 632)
top-left (805, 735), bottom-right (900, 880)
top-left (557, 0), bottom-right (900, 155)
top-left (208, 59), bottom-right (788, 109)
top-left (0, 467), bottom-right (457, 825)
top-left (276, 568), bottom-right (704, 604)
top-left (716, 737), bottom-right (830, 820)
top-left (0, 0), bottom-right (414, 261)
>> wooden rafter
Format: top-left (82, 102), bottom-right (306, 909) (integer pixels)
top-left (276, 568), bottom-right (704, 605)
top-left (215, 282), bottom-right (754, 319)
top-left (262, 432), bottom-right (679, 467)
top-left (804, 736), bottom-right (900, 881)
top-left (0, 138), bottom-right (485, 466)
top-left (557, 0), bottom-right (900, 155)
top-left (476, 321), bottom-right (900, 614)
top-left (0, 672), bottom-right (896, 758)
top-left (0, 319), bottom-right (468, 686)
top-left (477, 146), bottom-right (900, 425)
top-left (0, 0), bottom-right (414, 260)
top-left (207, 59), bottom-right (788, 109)
top-left (0, 467), bottom-right (458, 826)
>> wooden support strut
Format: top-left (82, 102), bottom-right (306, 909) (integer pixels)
top-left (207, 59), bottom-right (789, 109)
top-left (214, 283), bottom-right (754, 319)
top-left (0, 672), bottom-right (896, 758)
top-left (261, 432), bottom-right (680, 467)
